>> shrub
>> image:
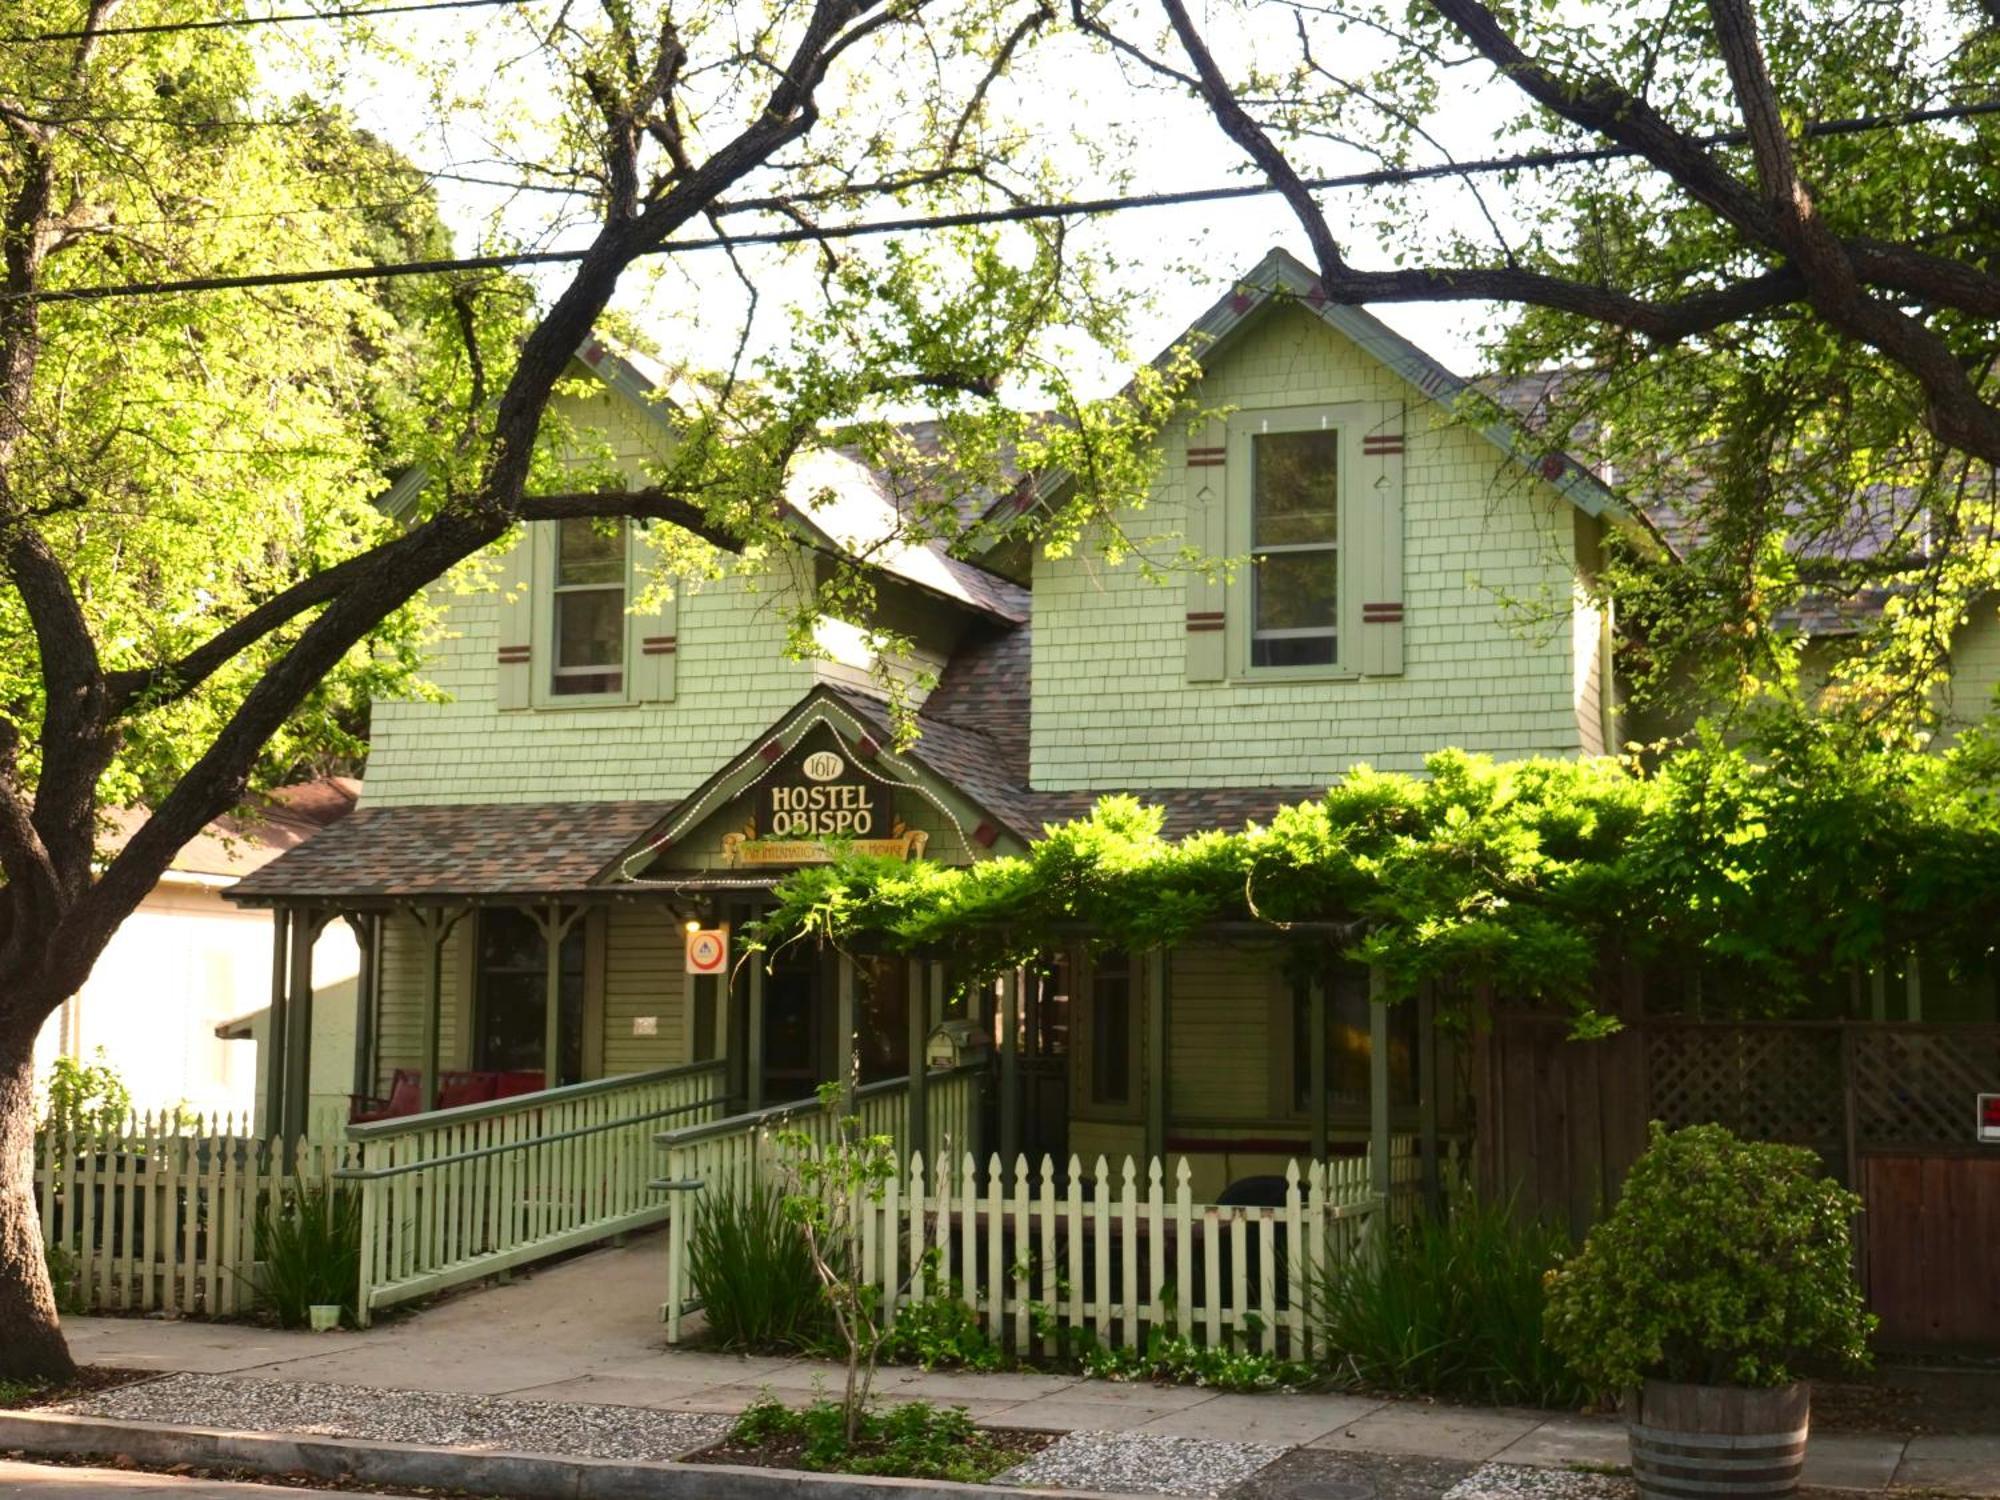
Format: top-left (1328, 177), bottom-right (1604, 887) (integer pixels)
top-left (1543, 1123), bottom-right (1874, 1392)
top-left (877, 1272), bottom-right (1004, 1371)
top-left (687, 1176), bottom-right (832, 1352)
top-left (253, 1183), bottom-right (362, 1328)
top-left (1313, 1193), bottom-right (1590, 1408)
top-left (728, 1395), bottom-right (1033, 1482)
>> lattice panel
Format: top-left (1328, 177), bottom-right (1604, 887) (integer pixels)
top-left (1645, 1026), bottom-right (1845, 1151)
top-left (1852, 1029), bottom-right (2000, 1148)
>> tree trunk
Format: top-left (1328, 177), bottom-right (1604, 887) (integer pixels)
top-left (0, 1022), bottom-right (74, 1383)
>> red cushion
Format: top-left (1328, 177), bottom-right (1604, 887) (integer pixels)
top-left (436, 1071), bottom-right (499, 1110)
top-left (490, 1071), bottom-right (546, 1100)
top-left (350, 1069), bottom-right (423, 1124)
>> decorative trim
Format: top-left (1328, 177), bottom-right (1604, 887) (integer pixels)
top-left (1185, 610), bottom-right (1225, 634)
top-left (1360, 435), bottom-right (1405, 456)
top-left (1185, 446), bottom-right (1226, 469)
top-left (639, 634), bottom-right (677, 656)
top-left (1361, 603), bottom-right (1405, 624)
top-left (496, 646), bottom-right (531, 663)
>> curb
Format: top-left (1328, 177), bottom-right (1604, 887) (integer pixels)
top-left (0, 1410), bottom-right (1091, 1500)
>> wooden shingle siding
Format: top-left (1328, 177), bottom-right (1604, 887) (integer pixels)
top-left (1032, 302), bottom-right (1590, 789)
top-left (364, 557), bottom-right (818, 807)
top-left (1940, 603), bottom-right (2000, 739)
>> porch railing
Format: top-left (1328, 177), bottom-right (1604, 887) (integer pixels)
top-left (653, 1064), bottom-right (985, 1340)
top-left (340, 1059), bottom-right (727, 1323)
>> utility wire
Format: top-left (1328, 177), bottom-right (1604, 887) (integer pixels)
top-left (14, 94), bottom-right (2000, 305)
top-left (5, 0), bottom-right (534, 43)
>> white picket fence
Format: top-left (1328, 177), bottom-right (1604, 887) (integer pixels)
top-left (663, 1139), bottom-right (1426, 1353)
top-left (33, 1110), bottom-right (352, 1317)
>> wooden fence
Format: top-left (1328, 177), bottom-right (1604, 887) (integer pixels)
top-left (661, 1126), bottom-right (1422, 1351)
top-left (33, 1110), bottom-right (351, 1317)
top-left (341, 1059), bottom-right (728, 1324)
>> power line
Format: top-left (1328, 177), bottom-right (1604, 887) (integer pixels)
top-left (14, 94), bottom-right (2000, 305)
top-left (5, 0), bottom-right (534, 44)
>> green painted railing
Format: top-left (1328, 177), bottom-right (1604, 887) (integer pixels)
top-left (339, 1060), bottom-right (727, 1323)
top-left (653, 1064), bottom-right (984, 1341)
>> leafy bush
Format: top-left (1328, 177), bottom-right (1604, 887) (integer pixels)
top-left (43, 1050), bottom-right (131, 1138)
top-left (253, 1183), bottom-right (362, 1328)
top-left (1314, 1194), bottom-right (1590, 1408)
top-left (43, 1242), bottom-right (84, 1315)
top-left (688, 1176), bottom-right (833, 1352)
top-left (1544, 1123), bottom-right (1874, 1391)
top-left (878, 1273), bottom-right (1004, 1371)
top-left (728, 1395), bottom-right (1034, 1482)
top-left (1070, 1325), bottom-right (1310, 1391)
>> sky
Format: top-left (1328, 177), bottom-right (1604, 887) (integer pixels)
top-left (277, 0), bottom-right (1525, 393)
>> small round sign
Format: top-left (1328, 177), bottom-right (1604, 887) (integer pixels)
top-left (802, 750), bottom-right (845, 782)
top-left (686, 928), bottom-right (728, 974)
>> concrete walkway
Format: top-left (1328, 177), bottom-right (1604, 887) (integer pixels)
top-left (50, 1236), bottom-right (2000, 1496)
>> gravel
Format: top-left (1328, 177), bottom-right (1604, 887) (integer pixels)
top-left (994, 1430), bottom-right (1290, 1497)
top-left (1442, 1463), bottom-right (1634, 1500)
top-left (1218, 1447), bottom-right (1477, 1500)
top-left (51, 1371), bottom-right (733, 1463)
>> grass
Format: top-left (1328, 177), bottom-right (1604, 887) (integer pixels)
top-left (1313, 1195), bottom-right (1594, 1409)
top-left (720, 1396), bottom-right (1043, 1482)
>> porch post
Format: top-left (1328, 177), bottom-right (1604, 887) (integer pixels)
top-left (1308, 971), bottom-right (1329, 1160)
top-left (281, 908), bottom-right (319, 1140)
top-left (1417, 983), bottom-right (1441, 1213)
top-left (348, 913), bottom-right (379, 1107)
top-left (998, 967), bottom-right (1020, 1165)
top-left (413, 906), bottom-right (465, 1112)
top-left (1145, 948), bottom-right (1169, 1165)
top-left (836, 951), bottom-right (857, 1108)
top-left (906, 958), bottom-right (928, 1164)
top-left (746, 954), bottom-right (765, 1110)
top-left (263, 908), bottom-right (291, 1137)
top-left (534, 902), bottom-right (585, 1088)
top-left (1368, 963), bottom-right (1391, 1201)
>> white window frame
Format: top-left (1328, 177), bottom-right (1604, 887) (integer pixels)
top-left (532, 519), bottom-right (632, 707)
top-left (1226, 405), bottom-right (1352, 682)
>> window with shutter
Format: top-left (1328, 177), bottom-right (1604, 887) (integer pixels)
top-left (1222, 401), bottom-right (1404, 680)
top-left (550, 518), bottom-right (626, 697)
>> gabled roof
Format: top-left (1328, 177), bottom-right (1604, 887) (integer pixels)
top-left (1001, 248), bottom-right (1623, 525)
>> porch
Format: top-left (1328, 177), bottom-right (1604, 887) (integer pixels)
top-left (243, 890), bottom-right (1454, 1334)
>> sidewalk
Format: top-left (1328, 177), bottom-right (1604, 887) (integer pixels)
top-left (41, 1235), bottom-right (2000, 1498)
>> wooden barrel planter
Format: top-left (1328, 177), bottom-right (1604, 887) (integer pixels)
top-left (1627, 1379), bottom-right (1810, 1500)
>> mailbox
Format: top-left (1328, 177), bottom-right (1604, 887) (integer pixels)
top-left (925, 1018), bottom-right (989, 1071)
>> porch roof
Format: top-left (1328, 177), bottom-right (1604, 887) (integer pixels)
top-left (226, 799), bottom-right (675, 904)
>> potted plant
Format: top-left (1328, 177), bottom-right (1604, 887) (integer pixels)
top-left (1544, 1123), bottom-right (1874, 1500)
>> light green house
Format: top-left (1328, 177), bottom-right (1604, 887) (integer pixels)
top-left (228, 248), bottom-right (1997, 1208)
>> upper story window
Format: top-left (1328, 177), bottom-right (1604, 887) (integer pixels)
top-left (551, 518), bottom-right (626, 696)
top-left (1249, 429), bottom-right (1339, 669)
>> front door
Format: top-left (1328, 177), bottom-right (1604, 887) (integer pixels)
top-left (761, 947), bottom-right (825, 1105)
top-left (1021, 960), bottom-right (1071, 1162)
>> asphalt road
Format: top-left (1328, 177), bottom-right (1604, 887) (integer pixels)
top-left (0, 1461), bottom-right (442, 1498)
